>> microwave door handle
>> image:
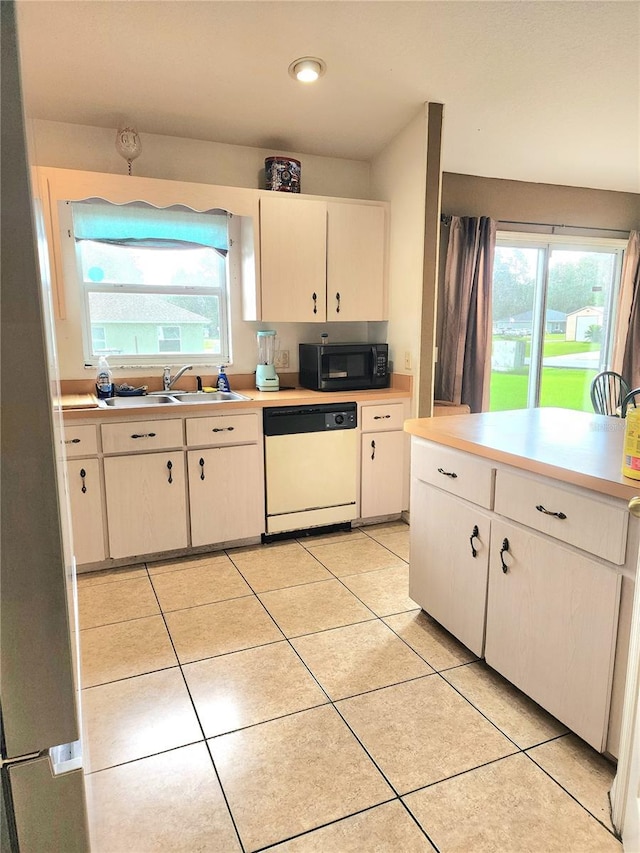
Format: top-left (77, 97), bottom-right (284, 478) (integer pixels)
top-left (371, 346), bottom-right (378, 377)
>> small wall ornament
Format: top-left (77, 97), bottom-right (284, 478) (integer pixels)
top-left (115, 127), bottom-right (142, 175)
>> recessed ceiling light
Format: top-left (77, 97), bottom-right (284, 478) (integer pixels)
top-left (288, 57), bottom-right (326, 83)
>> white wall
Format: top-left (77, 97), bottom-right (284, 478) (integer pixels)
top-left (370, 107), bottom-right (428, 413)
top-left (31, 120), bottom-right (387, 380)
top-left (30, 120), bottom-right (372, 200)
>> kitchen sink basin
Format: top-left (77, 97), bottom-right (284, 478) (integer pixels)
top-left (102, 395), bottom-right (178, 407)
top-left (170, 391), bottom-right (252, 403)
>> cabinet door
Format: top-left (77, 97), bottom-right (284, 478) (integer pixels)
top-left (104, 453), bottom-right (188, 559)
top-left (188, 445), bottom-right (265, 547)
top-left (259, 195), bottom-right (327, 321)
top-left (409, 481), bottom-right (490, 656)
top-left (485, 519), bottom-right (621, 750)
top-left (360, 431), bottom-right (405, 518)
top-left (67, 458), bottom-right (105, 565)
top-left (327, 203), bottom-right (386, 321)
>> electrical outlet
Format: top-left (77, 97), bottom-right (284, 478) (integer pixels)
top-left (404, 351), bottom-right (412, 371)
top-left (275, 349), bottom-right (289, 369)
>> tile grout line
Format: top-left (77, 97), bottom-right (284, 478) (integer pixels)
top-left (226, 541), bottom-right (443, 851)
top-left (144, 560), bottom-right (248, 853)
top-left (523, 748), bottom-right (621, 840)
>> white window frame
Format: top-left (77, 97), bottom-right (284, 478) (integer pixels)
top-left (494, 231), bottom-right (627, 409)
top-left (157, 325), bottom-right (182, 354)
top-left (65, 202), bottom-right (233, 369)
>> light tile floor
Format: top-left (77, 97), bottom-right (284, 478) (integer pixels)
top-left (79, 521), bottom-right (621, 852)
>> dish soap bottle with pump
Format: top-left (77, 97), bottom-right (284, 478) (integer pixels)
top-left (95, 356), bottom-right (113, 399)
top-left (216, 365), bottom-right (231, 393)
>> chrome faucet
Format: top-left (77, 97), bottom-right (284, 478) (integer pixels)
top-left (162, 364), bottom-right (193, 391)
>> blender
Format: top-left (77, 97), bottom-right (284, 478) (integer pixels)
top-left (256, 330), bottom-right (279, 391)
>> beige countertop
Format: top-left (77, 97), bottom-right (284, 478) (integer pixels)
top-left (61, 385), bottom-right (411, 420)
top-left (405, 407), bottom-right (640, 502)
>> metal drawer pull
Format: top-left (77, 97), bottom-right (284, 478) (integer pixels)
top-left (371, 439), bottom-right (376, 460)
top-left (312, 292), bottom-right (318, 314)
top-left (65, 438), bottom-right (81, 444)
top-left (469, 525), bottom-right (479, 558)
top-left (535, 504), bottom-right (567, 520)
top-left (199, 457), bottom-right (205, 480)
top-left (500, 538), bottom-right (510, 573)
top-left (80, 468), bottom-right (87, 494)
top-left (336, 292), bottom-right (341, 313)
top-left (437, 467), bottom-right (458, 479)
top-left (374, 414), bottom-right (391, 420)
top-left (211, 426), bottom-right (235, 433)
top-left (131, 432), bottom-right (157, 439)
top-left (167, 460), bottom-right (173, 484)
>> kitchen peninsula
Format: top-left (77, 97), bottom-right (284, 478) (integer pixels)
top-left (404, 407), bottom-right (640, 756)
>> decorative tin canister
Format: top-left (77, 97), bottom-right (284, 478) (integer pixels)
top-left (265, 157), bottom-right (301, 193)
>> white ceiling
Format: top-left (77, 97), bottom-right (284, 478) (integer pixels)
top-left (15, 1), bottom-right (640, 193)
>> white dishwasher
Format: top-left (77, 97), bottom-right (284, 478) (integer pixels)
top-left (263, 403), bottom-right (358, 534)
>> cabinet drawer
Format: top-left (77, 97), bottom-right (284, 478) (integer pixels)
top-left (494, 469), bottom-right (628, 564)
top-left (186, 413), bottom-right (260, 447)
top-left (361, 403), bottom-right (405, 431)
top-left (101, 419), bottom-right (183, 454)
top-left (63, 424), bottom-right (98, 457)
top-left (411, 438), bottom-right (494, 509)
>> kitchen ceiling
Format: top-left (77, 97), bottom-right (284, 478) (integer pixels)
top-left (15, 1), bottom-right (640, 193)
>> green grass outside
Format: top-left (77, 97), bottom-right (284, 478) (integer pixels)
top-left (490, 335), bottom-right (599, 412)
top-left (490, 368), bottom-right (597, 412)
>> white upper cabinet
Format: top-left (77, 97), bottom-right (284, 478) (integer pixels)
top-left (259, 195), bottom-right (327, 322)
top-left (327, 202), bottom-right (386, 321)
top-left (257, 193), bottom-right (388, 323)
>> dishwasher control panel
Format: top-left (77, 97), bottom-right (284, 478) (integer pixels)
top-left (263, 403), bottom-right (357, 436)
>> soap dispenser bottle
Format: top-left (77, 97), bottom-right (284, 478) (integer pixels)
top-left (95, 356), bottom-right (113, 399)
top-left (216, 365), bottom-right (231, 392)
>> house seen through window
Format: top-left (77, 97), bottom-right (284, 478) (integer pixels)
top-left (71, 201), bottom-right (231, 366)
top-left (490, 234), bottom-right (626, 412)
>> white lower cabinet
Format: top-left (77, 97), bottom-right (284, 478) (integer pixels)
top-left (484, 519), bottom-right (621, 751)
top-left (409, 480), bottom-right (490, 657)
top-left (104, 452), bottom-right (188, 559)
top-left (409, 435), bottom-right (627, 753)
top-left (360, 431), bottom-right (405, 518)
top-left (66, 458), bottom-right (106, 565)
top-left (359, 401), bottom-right (407, 518)
top-left (188, 445), bottom-right (264, 546)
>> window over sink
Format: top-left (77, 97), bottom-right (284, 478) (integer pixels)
top-left (70, 200), bottom-right (232, 367)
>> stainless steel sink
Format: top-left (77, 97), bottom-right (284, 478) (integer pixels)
top-left (170, 391), bottom-right (252, 403)
top-left (102, 395), bottom-right (178, 407)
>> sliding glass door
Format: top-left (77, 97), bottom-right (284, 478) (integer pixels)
top-left (490, 235), bottom-right (625, 412)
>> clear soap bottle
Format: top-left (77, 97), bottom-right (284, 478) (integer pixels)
top-left (95, 356), bottom-right (113, 399)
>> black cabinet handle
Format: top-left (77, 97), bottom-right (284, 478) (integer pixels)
top-left (80, 468), bottom-right (87, 494)
top-left (199, 457), bottom-right (205, 480)
top-left (536, 504), bottom-right (567, 520)
top-left (437, 467), bottom-right (458, 479)
top-left (65, 438), bottom-right (81, 445)
top-left (312, 292), bottom-right (318, 314)
top-left (211, 426), bottom-right (235, 433)
top-left (469, 525), bottom-right (479, 558)
top-left (500, 538), bottom-right (510, 573)
top-left (167, 460), bottom-right (173, 484)
top-left (336, 292), bottom-right (341, 314)
top-left (131, 432), bottom-right (157, 440)
top-left (371, 439), bottom-right (376, 460)
top-left (373, 414), bottom-right (391, 420)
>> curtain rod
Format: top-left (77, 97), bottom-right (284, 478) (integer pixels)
top-left (440, 214), bottom-right (629, 235)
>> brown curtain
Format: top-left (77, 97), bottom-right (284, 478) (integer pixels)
top-left (613, 231), bottom-right (640, 390)
top-left (435, 216), bottom-right (496, 412)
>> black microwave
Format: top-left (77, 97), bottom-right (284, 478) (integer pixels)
top-left (299, 343), bottom-right (390, 391)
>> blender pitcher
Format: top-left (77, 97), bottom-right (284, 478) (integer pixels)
top-left (256, 330), bottom-right (279, 391)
